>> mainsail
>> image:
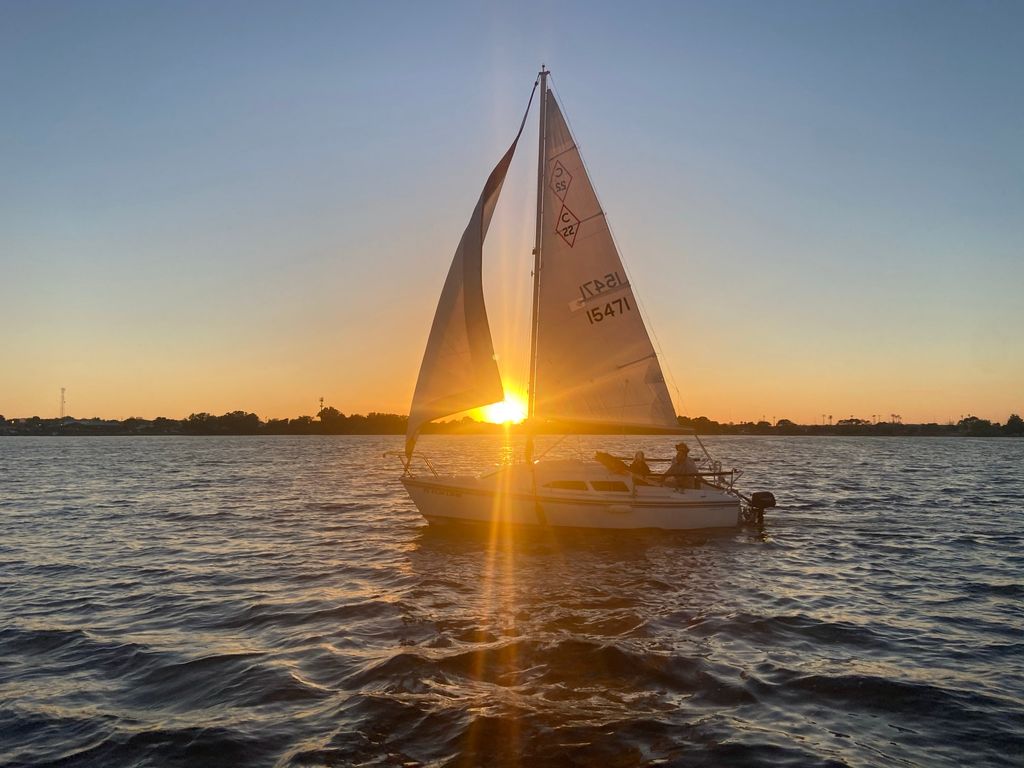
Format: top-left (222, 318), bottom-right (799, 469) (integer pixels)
top-left (406, 90), bottom-right (535, 456)
top-left (532, 90), bottom-right (679, 431)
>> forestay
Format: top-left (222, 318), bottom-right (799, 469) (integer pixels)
top-left (533, 90), bottom-right (679, 431)
top-left (405, 94), bottom-right (534, 456)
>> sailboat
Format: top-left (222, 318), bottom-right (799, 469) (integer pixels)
top-left (394, 67), bottom-right (775, 530)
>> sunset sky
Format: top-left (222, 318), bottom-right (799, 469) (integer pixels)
top-left (2, 1), bottom-right (1021, 424)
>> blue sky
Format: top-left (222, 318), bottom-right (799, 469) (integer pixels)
top-left (2, 1), bottom-right (1021, 422)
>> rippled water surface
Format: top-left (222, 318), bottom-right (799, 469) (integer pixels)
top-left (1, 435), bottom-right (1022, 767)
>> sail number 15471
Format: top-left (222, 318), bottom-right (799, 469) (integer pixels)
top-left (586, 296), bottom-right (632, 325)
top-left (579, 271), bottom-right (625, 300)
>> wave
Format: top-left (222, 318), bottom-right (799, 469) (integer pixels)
top-left (3, 435), bottom-right (1022, 767)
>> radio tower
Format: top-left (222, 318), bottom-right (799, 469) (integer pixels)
top-left (60, 387), bottom-right (66, 419)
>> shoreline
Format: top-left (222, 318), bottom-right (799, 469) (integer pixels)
top-left (3, 411), bottom-right (1019, 438)
top-left (2, 427), bottom-right (1020, 439)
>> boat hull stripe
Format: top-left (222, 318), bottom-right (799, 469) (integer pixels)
top-left (402, 478), bottom-right (738, 509)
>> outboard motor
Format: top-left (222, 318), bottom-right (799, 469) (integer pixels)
top-left (747, 491), bottom-right (776, 525)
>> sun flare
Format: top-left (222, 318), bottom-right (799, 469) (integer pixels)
top-left (478, 395), bottom-right (528, 425)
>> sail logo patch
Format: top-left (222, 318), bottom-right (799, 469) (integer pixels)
top-left (556, 204), bottom-right (580, 247)
top-left (549, 160), bottom-right (572, 201)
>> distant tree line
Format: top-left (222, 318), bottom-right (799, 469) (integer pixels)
top-left (0, 409), bottom-right (492, 436)
top-left (679, 413), bottom-right (1024, 437)
top-left (1, 410), bottom-right (1021, 437)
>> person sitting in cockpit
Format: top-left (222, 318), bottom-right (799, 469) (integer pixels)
top-left (628, 450), bottom-right (651, 477)
top-left (663, 442), bottom-right (699, 489)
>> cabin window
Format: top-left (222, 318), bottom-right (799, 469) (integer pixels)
top-left (544, 480), bottom-right (588, 491)
top-left (590, 481), bottom-right (630, 493)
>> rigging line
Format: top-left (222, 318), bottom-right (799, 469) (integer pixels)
top-left (615, 353), bottom-right (658, 370)
top-left (549, 144), bottom-right (579, 161)
top-left (517, 77), bottom-right (540, 140)
top-left (527, 66), bottom-right (548, 425)
top-left (548, 75), bottom-right (688, 425)
top-left (692, 431), bottom-right (716, 465)
top-left (534, 432), bottom-right (568, 461)
top-left (493, 76), bottom-right (538, 438)
top-left (478, 78), bottom-right (540, 216)
top-left (513, 78), bottom-right (540, 428)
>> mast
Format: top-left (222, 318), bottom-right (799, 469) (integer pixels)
top-left (527, 65), bottom-right (548, 425)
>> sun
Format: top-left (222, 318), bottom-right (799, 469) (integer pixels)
top-left (478, 394), bottom-right (528, 424)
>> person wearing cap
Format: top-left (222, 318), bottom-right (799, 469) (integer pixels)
top-left (663, 442), bottom-right (699, 489)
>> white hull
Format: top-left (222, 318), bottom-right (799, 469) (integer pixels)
top-left (401, 460), bottom-right (741, 531)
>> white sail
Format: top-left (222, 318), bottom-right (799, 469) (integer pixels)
top-left (405, 126), bottom-right (526, 455)
top-left (533, 90), bottom-right (679, 431)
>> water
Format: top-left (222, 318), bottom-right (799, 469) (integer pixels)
top-left (1, 435), bottom-right (1022, 767)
